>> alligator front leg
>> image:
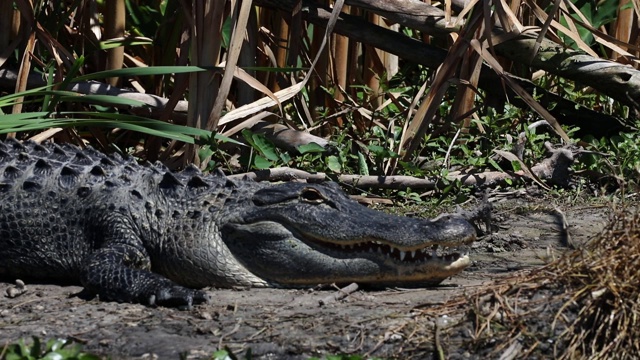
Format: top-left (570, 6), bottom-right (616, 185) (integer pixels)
top-left (80, 216), bottom-right (210, 308)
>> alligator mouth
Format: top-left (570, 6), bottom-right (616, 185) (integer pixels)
top-left (301, 235), bottom-right (474, 264)
top-left (222, 221), bottom-right (475, 287)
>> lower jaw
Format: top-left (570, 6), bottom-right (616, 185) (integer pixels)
top-left (265, 254), bottom-right (472, 288)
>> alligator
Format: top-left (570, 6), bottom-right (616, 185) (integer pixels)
top-left (0, 138), bottom-right (476, 308)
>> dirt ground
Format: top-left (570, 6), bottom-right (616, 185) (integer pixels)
top-left (0, 197), bottom-right (615, 359)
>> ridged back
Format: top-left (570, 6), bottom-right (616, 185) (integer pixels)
top-left (0, 138), bottom-right (240, 198)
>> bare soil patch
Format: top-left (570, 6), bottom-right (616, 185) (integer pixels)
top-left (0, 199), bottom-right (618, 359)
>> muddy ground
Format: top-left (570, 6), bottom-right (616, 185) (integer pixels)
top-left (0, 197), bottom-right (615, 359)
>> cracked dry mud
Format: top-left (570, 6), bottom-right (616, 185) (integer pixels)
top-left (0, 200), bottom-right (613, 359)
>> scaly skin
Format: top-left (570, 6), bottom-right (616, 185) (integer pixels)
top-left (0, 139), bottom-right (476, 308)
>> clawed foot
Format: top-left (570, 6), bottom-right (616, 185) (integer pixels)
top-left (148, 286), bottom-right (211, 309)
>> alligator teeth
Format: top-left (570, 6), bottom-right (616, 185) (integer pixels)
top-left (322, 239), bottom-right (466, 264)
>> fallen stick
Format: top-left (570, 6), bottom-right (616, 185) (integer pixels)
top-left (229, 145), bottom-right (575, 190)
top-left (318, 283), bottom-right (359, 306)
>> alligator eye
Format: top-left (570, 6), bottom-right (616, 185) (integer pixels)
top-left (300, 188), bottom-right (324, 203)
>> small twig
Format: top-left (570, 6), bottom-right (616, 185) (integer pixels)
top-left (435, 320), bottom-right (445, 360)
top-left (0, 343), bottom-right (9, 360)
top-left (318, 283), bottom-right (359, 306)
top-left (218, 317), bottom-right (242, 350)
top-left (443, 128), bottom-right (461, 170)
top-left (11, 298), bottom-right (44, 310)
top-left (498, 337), bottom-right (523, 360)
top-left (247, 327), bottom-right (268, 340)
top-left (528, 120), bottom-right (552, 130)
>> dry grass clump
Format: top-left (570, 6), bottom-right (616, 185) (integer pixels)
top-left (459, 208), bottom-right (640, 359)
top-left (551, 208), bottom-right (640, 359)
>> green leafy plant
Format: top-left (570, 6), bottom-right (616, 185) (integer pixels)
top-left (2, 338), bottom-right (99, 360)
top-left (558, 0), bottom-right (620, 49)
top-left (581, 131), bottom-right (640, 190)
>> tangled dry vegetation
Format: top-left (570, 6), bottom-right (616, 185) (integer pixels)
top-left (423, 207), bottom-right (640, 359)
top-left (554, 209), bottom-right (640, 359)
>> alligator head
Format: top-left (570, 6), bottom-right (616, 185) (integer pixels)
top-left (221, 181), bottom-right (476, 287)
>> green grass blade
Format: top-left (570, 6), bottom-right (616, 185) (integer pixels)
top-left (48, 56), bottom-right (86, 110)
top-left (100, 37), bottom-right (154, 50)
top-left (73, 66), bottom-right (209, 82)
top-left (41, 66), bottom-right (55, 111)
top-left (58, 95), bottom-right (148, 107)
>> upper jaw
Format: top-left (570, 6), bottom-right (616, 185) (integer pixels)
top-left (292, 212), bottom-right (477, 262)
top-left (298, 230), bottom-right (475, 266)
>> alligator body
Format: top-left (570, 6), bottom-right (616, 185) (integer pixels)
top-left (0, 139), bottom-right (476, 307)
